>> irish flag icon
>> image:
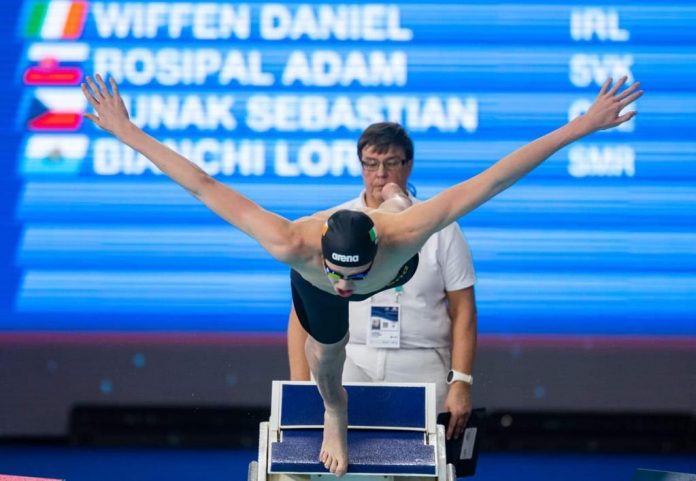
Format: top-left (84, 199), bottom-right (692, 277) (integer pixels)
top-left (24, 43), bottom-right (88, 86)
top-left (25, 0), bottom-right (88, 40)
top-left (26, 88), bottom-right (87, 131)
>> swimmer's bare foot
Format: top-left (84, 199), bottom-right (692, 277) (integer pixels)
top-left (319, 389), bottom-right (348, 477)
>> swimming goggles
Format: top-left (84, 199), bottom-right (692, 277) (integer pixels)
top-left (324, 262), bottom-right (372, 281)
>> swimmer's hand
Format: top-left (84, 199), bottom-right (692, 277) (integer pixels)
top-left (579, 76), bottom-right (643, 133)
top-left (81, 74), bottom-right (132, 136)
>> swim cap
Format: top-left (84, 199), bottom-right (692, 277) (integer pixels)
top-left (321, 210), bottom-right (379, 267)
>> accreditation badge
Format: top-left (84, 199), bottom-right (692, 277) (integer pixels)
top-left (366, 304), bottom-right (400, 348)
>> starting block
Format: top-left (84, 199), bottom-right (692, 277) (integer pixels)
top-left (248, 381), bottom-right (455, 481)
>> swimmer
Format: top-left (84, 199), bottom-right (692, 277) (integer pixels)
top-left (81, 74), bottom-right (642, 476)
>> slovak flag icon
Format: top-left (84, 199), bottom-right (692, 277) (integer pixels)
top-left (23, 43), bottom-right (89, 86)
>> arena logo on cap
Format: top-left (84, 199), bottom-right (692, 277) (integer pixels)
top-left (331, 253), bottom-right (359, 263)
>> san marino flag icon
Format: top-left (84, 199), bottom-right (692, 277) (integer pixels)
top-left (21, 134), bottom-right (89, 176)
top-left (25, 0), bottom-right (88, 40)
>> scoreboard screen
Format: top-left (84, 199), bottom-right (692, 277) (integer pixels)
top-left (1, 1), bottom-right (695, 336)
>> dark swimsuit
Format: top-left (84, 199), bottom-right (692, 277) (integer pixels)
top-left (291, 255), bottom-right (419, 344)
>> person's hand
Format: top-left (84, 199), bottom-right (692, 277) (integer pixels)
top-left (81, 74), bottom-right (131, 135)
top-left (581, 76), bottom-right (643, 133)
top-left (444, 382), bottom-right (472, 440)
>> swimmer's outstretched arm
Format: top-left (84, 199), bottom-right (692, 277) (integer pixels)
top-left (395, 77), bottom-right (643, 246)
top-left (81, 74), bottom-right (306, 264)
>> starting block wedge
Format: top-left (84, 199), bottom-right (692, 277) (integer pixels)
top-left (249, 381), bottom-right (454, 481)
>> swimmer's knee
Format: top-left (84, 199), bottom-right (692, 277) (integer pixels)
top-left (306, 332), bottom-right (349, 360)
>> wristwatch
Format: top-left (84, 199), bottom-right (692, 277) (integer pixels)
top-left (446, 369), bottom-right (473, 386)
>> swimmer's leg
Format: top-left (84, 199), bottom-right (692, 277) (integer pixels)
top-left (305, 332), bottom-right (350, 477)
top-left (378, 182), bottom-right (413, 212)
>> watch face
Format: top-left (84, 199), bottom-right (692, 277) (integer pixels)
top-left (447, 370), bottom-right (453, 382)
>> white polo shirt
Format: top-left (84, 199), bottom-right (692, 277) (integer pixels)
top-left (335, 193), bottom-right (476, 348)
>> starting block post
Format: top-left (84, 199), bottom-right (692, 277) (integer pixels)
top-left (249, 381), bottom-right (454, 481)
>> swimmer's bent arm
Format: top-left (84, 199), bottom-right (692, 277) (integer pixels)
top-left (393, 77), bottom-right (643, 248)
top-left (82, 74), bottom-right (305, 264)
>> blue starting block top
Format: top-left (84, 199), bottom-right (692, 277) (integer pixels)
top-left (267, 382), bottom-right (438, 476)
top-left (270, 429), bottom-right (436, 475)
top-left (279, 383), bottom-right (427, 429)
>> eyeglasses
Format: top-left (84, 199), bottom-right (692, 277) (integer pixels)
top-left (360, 158), bottom-right (409, 171)
top-left (324, 262), bottom-right (372, 281)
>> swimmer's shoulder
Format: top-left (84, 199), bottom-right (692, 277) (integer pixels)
top-left (366, 210), bottom-right (403, 246)
top-left (370, 206), bottom-right (424, 251)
